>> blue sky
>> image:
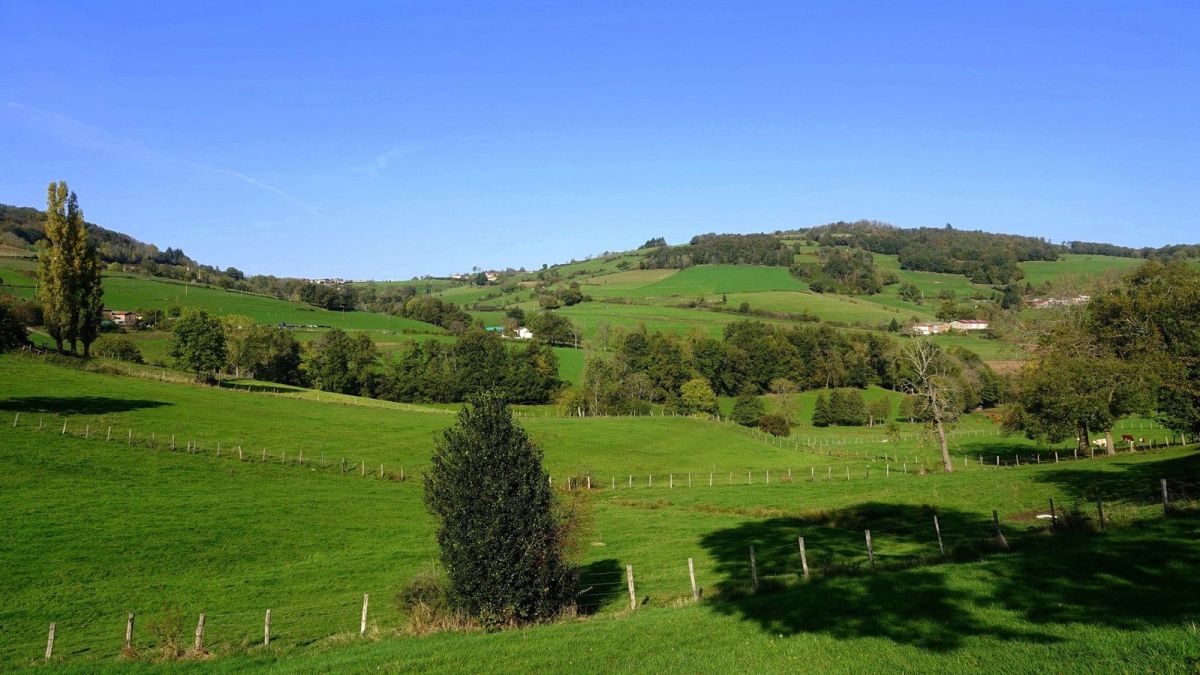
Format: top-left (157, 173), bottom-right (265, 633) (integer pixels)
top-left (1, 1), bottom-right (1197, 279)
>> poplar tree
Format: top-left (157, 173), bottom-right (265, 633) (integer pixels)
top-left (37, 182), bottom-right (102, 355)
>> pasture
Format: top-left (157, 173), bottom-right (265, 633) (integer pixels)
top-left (1019, 254), bottom-right (1144, 288)
top-left (0, 354), bottom-right (1196, 673)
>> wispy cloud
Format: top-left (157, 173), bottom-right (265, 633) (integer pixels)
top-left (4, 100), bottom-right (318, 216)
top-left (352, 143), bottom-right (419, 177)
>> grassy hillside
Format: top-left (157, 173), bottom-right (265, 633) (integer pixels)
top-left (1019, 254), bottom-right (1144, 288)
top-left (1, 356), bottom-right (1196, 672)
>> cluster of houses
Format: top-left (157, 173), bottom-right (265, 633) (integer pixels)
top-left (450, 271), bottom-right (500, 282)
top-left (486, 326), bottom-right (535, 340)
top-left (909, 319), bottom-right (990, 335)
top-left (1029, 295), bottom-right (1090, 309)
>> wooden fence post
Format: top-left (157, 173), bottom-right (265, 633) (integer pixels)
top-left (264, 609), bottom-right (271, 646)
top-left (1049, 498), bottom-right (1057, 531)
top-left (11, 413), bottom-right (17, 428)
top-left (106, 426), bottom-right (111, 441)
top-left (1161, 478), bottom-right (1170, 514)
top-left (749, 544), bottom-right (759, 591)
top-left (45, 622), bottom-right (56, 659)
top-left (798, 537), bottom-right (809, 579)
top-left (61, 421), bottom-right (67, 436)
top-left (865, 530), bottom-right (875, 569)
top-left (626, 565), bottom-right (637, 610)
top-left (360, 594), bottom-right (369, 636)
top-left (992, 510), bottom-right (1009, 549)
top-left (688, 558), bottom-right (699, 601)
top-left (127, 429), bottom-right (132, 445)
top-left (194, 613), bottom-right (205, 652)
top-left (933, 515), bottom-right (944, 555)
top-left (125, 612), bottom-right (135, 650)
top-left (1054, 452), bottom-right (1059, 463)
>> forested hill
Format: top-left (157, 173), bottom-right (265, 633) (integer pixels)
top-left (0, 203), bottom-right (194, 268)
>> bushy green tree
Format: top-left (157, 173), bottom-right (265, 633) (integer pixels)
top-left (424, 393), bottom-right (575, 625)
top-left (827, 388), bottom-right (869, 426)
top-left (306, 328), bottom-right (379, 395)
top-left (170, 309), bottom-right (226, 380)
top-left (1088, 260), bottom-right (1200, 435)
top-left (868, 397), bottom-right (891, 426)
top-left (759, 414), bottom-right (791, 436)
top-left (731, 390), bottom-right (765, 426)
top-left (679, 378), bottom-right (719, 416)
top-left (898, 282), bottom-right (923, 305)
top-left (91, 334), bottom-right (143, 363)
top-left (812, 392), bottom-right (831, 427)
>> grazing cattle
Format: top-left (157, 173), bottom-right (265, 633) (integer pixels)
top-left (1091, 437), bottom-right (1107, 449)
top-left (1121, 434), bottom-right (1135, 443)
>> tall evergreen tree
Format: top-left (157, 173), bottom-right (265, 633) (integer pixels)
top-left (424, 393), bottom-right (575, 624)
top-left (38, 182), bottom-right (101, 354)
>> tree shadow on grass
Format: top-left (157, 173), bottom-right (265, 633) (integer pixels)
top-left (0, 396), bottom-right (172, 415)
top-left (699, 501), bottom-right (1200, 652)
top-left (957, 438), bottom-right (1070, 463)
top-left (989, 512), bottom-right (1200, 629)
top-left (1029, 451), bottom-right (1200, 504)
top-left (699, 504), bottom-right (1033, 652)
top-left (576, 558), bottom-right (624, 616)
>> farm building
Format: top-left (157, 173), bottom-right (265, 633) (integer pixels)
top-left (910, 323), bottom-right (948, 335)
top-left (102, 310), bottom-right (140, 326)
top-left (949, 319), bottom-right (989, 331)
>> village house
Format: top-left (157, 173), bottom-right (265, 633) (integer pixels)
top-left (102, 310), bottom-right (140, 327)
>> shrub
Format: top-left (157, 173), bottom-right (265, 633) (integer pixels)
top-left (760, 414), bottom-right (791, 436)
top-left (91, 334), bottom-right (144, 363)
top-left (395, 566), bottom-right (469, 635)
top-left (424, 393), bottom-right (576, 626)
top-left (0, 301), bottom-right (29, 351)
top-left (1059, 500), bottom-right (1096, 534)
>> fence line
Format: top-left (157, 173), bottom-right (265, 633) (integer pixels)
top-left (21, 475), bottom-right (1196, 666)
top-left (4, 412), bottom-right (1194, 493)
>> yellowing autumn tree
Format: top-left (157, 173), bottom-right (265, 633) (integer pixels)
top-left (38, 182), bottom-right (103, 355)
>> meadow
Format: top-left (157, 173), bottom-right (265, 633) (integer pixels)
top-left (1, 354), bottom-right (1196, 673)
top-left (1019, 254), bottom-right (1144, 288)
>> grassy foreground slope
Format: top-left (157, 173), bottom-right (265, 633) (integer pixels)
top-left (1, 364), bottom-right (1197, 671)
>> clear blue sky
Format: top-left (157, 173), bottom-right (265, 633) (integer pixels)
top-left (2, 1), bottom-right (1197, 279)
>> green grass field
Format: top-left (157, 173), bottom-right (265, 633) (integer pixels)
top-left (632, 265), bottom-right (808, 297)
top-left (1019, 254), bottom-right (1144, 288)
top-left (1, 354), bottom-right (1196, 672)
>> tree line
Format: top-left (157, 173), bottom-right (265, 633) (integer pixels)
top-left (641, 233), bottom-right (794, 269)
